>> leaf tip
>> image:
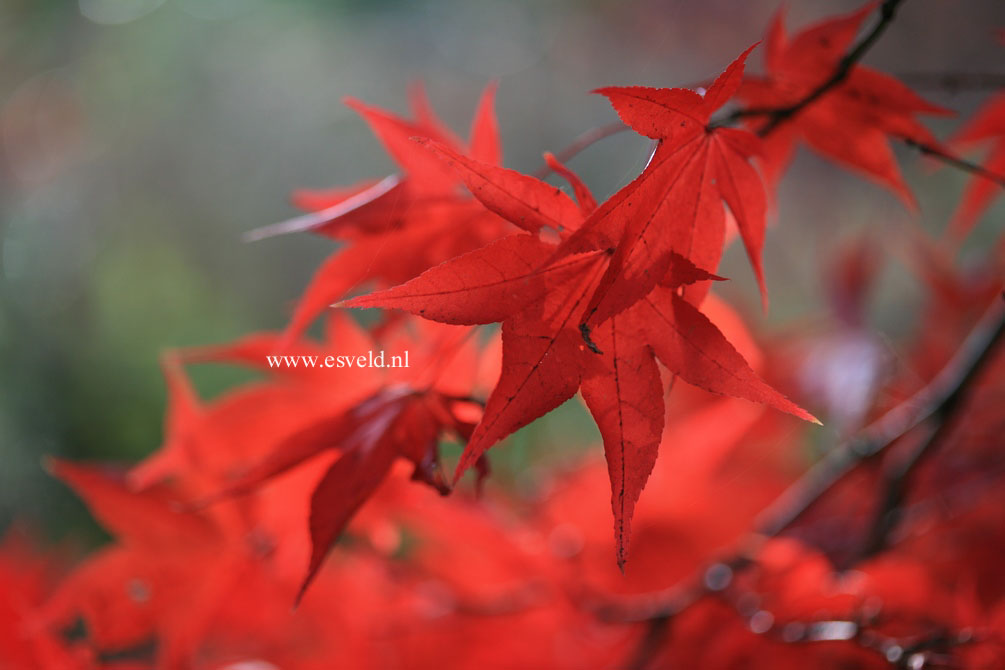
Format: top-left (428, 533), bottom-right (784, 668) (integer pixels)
top-left (40, 456), bottom-right (59, 477)
top-left (341, 95), bottom-right (364, 110)
top-left (294, 562), bottom-right (323, 610)
top-left (792, 405), bottom-right (822, 425)
top-left (337, 293), bottom-right (379, 310)
top-left (291, 588), bottom-right (306, 612)
top-left (590, 86), bottom-right (618, 100)
top-left (451, 457), bottom-right (471, 489)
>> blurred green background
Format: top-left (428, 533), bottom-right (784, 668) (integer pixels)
top-left (1, 0), bottom-right (1001, 539)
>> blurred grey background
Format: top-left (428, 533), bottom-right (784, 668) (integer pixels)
top-left (1, 0), bottom-right (1001, 538)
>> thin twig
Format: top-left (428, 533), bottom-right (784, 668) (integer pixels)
top-left (713, 0), bottom-right (907, 136)
top-left (896, 72), bottom-right (1005, 92)
top-left (904, 138), bottom-right (1005, 188)
top-left (759, 0), bottom-right (905, 135)
top-left (712, 0), bottom-right (1005, 191)
top-left (532, 122), bottom-right (629, 179)
top-left (533, 0), bottom-right (1004, 194)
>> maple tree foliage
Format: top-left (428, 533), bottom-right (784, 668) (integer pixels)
top-left (250, 82), bottom-right (514, 347)
top-left (5, 2), bottom-right (1005, 669)
top-left (949, 92), bottom-right (1005, 238)
top-left (344, 48), bottom-right (819, 567)
top-left (735, 4), bottom-right (954, 208)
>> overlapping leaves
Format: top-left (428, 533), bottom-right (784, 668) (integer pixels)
top-left (346, 47), bottom-right (817, 567)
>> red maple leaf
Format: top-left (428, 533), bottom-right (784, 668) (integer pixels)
top-left (0, 530), bottom-right (86, 669)
top-left (248, 83), bottom-right (517, 346)
top-left (345, 48), bottom-right (818, 568)
top-left (565, 44), bottom-right (770, 317)
top-left (132, 313), bottom-right (494, 601)
top-left (737, 3), bottom-right (952, 208)
top-left (42, 460), bottom-right (235, 666)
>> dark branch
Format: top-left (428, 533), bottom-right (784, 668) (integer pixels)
top-left (626, 616), bottom-right (672, 670)
top-left (711, 0), bottom-right (1005, 200)
top-left (535, 1), bottom-right (1003, 196)
top-left (602, 296), bottom-right (1005, 625)
top-left (759, 295), bottom-right (1005, 540)
top-left (713, 0), bottom-right (907, 136)
top-left (857, 299), bottom-right (1005, 560)
top-left (896, 71), bottom-right (1005, 92)
top-left (904, 138), bottom-right (1005, 189)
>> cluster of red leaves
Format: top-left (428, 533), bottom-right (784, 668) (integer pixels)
top-left (736, 4), bottom-right (953, 208)
top-left (344, 45), bottom-right (820, 570)
top-left (7, 282), bottom-right (1004, 668)
top-left (5, 2), bottom-right (1005, 669)
top-left (259, 83), bottom-right (511, 346)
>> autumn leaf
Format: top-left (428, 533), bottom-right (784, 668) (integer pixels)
top-left (544, 151), bottom-right (598, 215)
top-left (347, 89), bottom-right (816, 564)
top-left (131, 313), bottom-right (491, 602)
top-left (415, 138), bottom-right (583, 235)
top-left (564, 45), bottom-right (770, 320)
top-left (20, 3), bottom-right (1005, 668)
top-left (737, 3), bottom-right (953, 208)
top-left (42, 460), bottom-right (235, 662)
top-left (341, 234), bottom-right (595, 324)
top-left (579, 313), bottom-right (664, 570)
top-left (469, 80), bottom-right (503, 166)
top-left (246, 84), bottom-right (514, 346)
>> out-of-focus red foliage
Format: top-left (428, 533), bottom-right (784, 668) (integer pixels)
top-left (5, 2), bottom-right (1005, 669)
top-left (736, 4), bottom-right (952, 208)
top-left (13, 275), bottom-right (1003, 668)
top-left (949, 92), bottom-right (1005, 238)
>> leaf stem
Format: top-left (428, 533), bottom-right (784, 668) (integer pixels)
top-left (532, 122), bottom-right (630, 179)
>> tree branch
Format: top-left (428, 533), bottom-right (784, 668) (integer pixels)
top-left (713, 0), bottom-right (907, 136)
top-left (857, 298), bottom-right (1005, 560)
top-left (760, 0), bottom-right (905, 135)
top-left (896, 71), bottom-right (1005, 92)
top-left (759, 294), bottom-right (1004, 540)
top-left (903, 138), bottom-right (1005, 189)
top-left (626, 615), bottom-right (672, 670)
top-left (534, 1), bottom-right (1005, 195)
top-left (600, 295), bottom-right (1005, 625)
